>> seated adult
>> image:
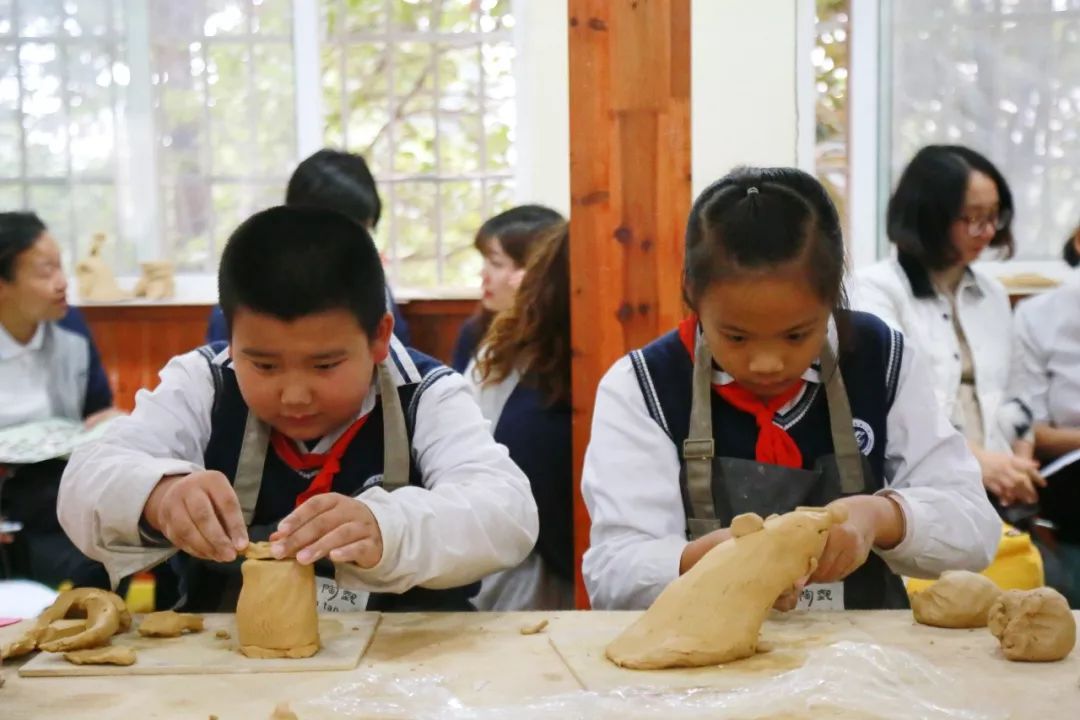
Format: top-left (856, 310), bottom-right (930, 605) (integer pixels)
top-left (999, 224), bottom-right (1080, 605)
top-left (854, 145), bottom-right (1040, 509)
top-left (0, 211), bottom-right (118, 589)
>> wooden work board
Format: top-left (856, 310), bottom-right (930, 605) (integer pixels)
top-left (16, 612), bottom-right (380, 677)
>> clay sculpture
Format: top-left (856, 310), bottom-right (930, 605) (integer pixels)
top-left (236, 542), bottom-right (320, 659)
top-left (606, 506), bottom-right (846, 669)
top-left (911, 570), bottom-right (1003, 629)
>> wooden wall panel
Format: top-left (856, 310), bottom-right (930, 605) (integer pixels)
top-left (80, 301), bottom-right (474, 412)
top-left (568, 0), bottom-right (692, 607)
top-left (82, 305), bottom-right (212, 411)
top-left (400, 299), bottom-right (476, 366)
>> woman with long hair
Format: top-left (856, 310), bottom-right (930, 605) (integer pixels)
top-left (467, 221), bottom-right (574, 610)
top-left (450, 205), bottom-right (564, 372)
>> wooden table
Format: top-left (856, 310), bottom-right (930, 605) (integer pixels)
top-left (2, 611), bottom-right (1079, 719)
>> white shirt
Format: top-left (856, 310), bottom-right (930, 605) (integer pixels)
top-left (463, 357), bottom-right (574, 611)
top-left (852, 258), bottom-right (1012, 452)
top-left (1006, 273), bottom-right (1080, 429)
top-left (58, 340), bottom-right (540, 592)
top-left (582, 331), bottom-right (1001, 610)
top-left (0, 322), bottom-right (53, 429)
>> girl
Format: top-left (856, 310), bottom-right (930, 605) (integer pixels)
top-left (854, 146), bottom-right (1038, 508)
top-left (466, 222), bottom-right (574, 611)
top-left (582, 167), bottom-right (1001, 611)
top-left (451, 205), bottom-right (564, 372)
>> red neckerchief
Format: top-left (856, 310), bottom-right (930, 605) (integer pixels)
top-left (677, 315), bottom-right (805, 468)
top-left (271, 414), bottom-right (371, 507)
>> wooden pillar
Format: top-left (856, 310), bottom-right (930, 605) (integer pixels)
top-left (568, 0), bottom-right (692, 607)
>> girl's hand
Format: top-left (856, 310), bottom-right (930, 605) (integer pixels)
top-left (808, 496), bottom-right (904, 584)
top-left (977, 450), bottom-right (1044, 506)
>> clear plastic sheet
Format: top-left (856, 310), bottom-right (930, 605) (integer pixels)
top-left (302, 641), bottom-right (1007, 720)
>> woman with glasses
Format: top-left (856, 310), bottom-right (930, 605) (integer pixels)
top-left (854, 145), bottom-right (1038, 510)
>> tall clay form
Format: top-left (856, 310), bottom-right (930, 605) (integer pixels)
top-left (236, 544), bottom-right (320, 659)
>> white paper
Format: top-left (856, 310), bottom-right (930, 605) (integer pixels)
top-left (1040, 448), bottom-right (1080, 479)
top-left (0, 418), bottom-right (114, 465)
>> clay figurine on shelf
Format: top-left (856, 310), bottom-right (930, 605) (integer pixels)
top-left (133, 260), bottom-right (175, 301)
top-left (75, 233), bottom-right (131, 303)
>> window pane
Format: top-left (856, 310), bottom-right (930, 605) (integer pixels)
top-left (440, 42), bottom-right (480, 102)
top-left (27, 184), bottom-right (70, 251)
top-left (20, 42), bottom-right (66, 178)
top-left (339, 0), bottom-right (388, 35)
top-left (485, 97), bottom-right (514, 172)
top-left (71, 182), bottom-right (119, 261)
top-left (889, 4), bottom-right (1080, 258)
top-left (67, 41), bottom-right (116, 177)
top-left (439, 111), bottom-right (481, 174)
top-left (65, 0), bottom-right (120, 37)
top-left (394, 113), bottom-right (436, 174)
top-left (0, 44), bottom-right (20, 178)
top-left (252, 0), bottom-right (292, 36)
top-left (206, 43), bottom-right (250, 177)
top-left (204, 0), bottom-right (248, 37)
top-left (392, 0), bottom-right (435, 32)
top-left (393, 181), bottom-right (438, 287)
top-left (482, 42), bottom-right (514, 101)
top-left (18, 0), bottom-right (64, 38)
top-left (252, 43), bottom-right (295, 176)
top-left (161, 178), bottom-right (211, 267)
top-left (440, 180), bottom-right (482, 286)
top-left (0, 183), bottom-right (22, 210)
top-left (394, 42), bottom-right (435, 95)
top-left (439, 0), bottom-right (477, 33)
top-left (482, 0), bottom-right (514, 32)
top-left (0, 1), bottom-right (13, 35)
top-left (814, 0), bottom-right (849, 230)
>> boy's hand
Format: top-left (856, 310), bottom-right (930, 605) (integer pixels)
top-left (808, 496), bottom-right (904, 584)
top-left (269, 493), bottom-right (383, 568)
top-left (143, 470), bottom-right (248, 563)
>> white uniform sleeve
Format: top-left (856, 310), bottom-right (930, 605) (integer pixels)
top-left (58, 350), bottom-right (215, 585)
top-left (581, 357), bottom-right (689, 610)
top-left (1005, 301), bottom-right (1051, 425)
top-left (851, 269), bottom-right (907, 332)
top-left (876, 338), bottom-right (1001, 578)
top-left (335, 371), bottom-right (539, 593)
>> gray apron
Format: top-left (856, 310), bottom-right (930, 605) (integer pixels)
top-left (179, 361), bottom-right (410, 612)
top-left (681, 332), bottom-right (909, 610)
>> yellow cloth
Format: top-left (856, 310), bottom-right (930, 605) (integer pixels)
top-left (906, 524), bottom-right (1044, 596)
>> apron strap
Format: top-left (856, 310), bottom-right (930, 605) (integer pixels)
top-left (231, 361), bottom-right (413, 523)
top-left (234, 410), bottom-right (270, 525)
top-left (377, 359), bottom-right (411, 491)
top-left (682, 331), bottom-right (717, 536)
top-left (819, 340), bottom-right (867, 495)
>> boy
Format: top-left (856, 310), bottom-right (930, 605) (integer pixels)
top-left (59, 206), bottom-right (539, 612)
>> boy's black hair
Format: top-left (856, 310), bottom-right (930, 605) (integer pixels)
top-left (887, 145), bottom-right (1014, 297)
top-left (218, 205), bottom-right (387, 336)
top-left (684, 166), bottom-right (847, 313)
top-left (0, 211), bottom-right (47, 282)
top-left (285, 149), bottom-right (382, 229)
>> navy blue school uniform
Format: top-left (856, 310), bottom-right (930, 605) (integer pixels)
top-left (170, 341), bottom-right (478, 613)
top-left (582, 308), bottom-right (1000, 611)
